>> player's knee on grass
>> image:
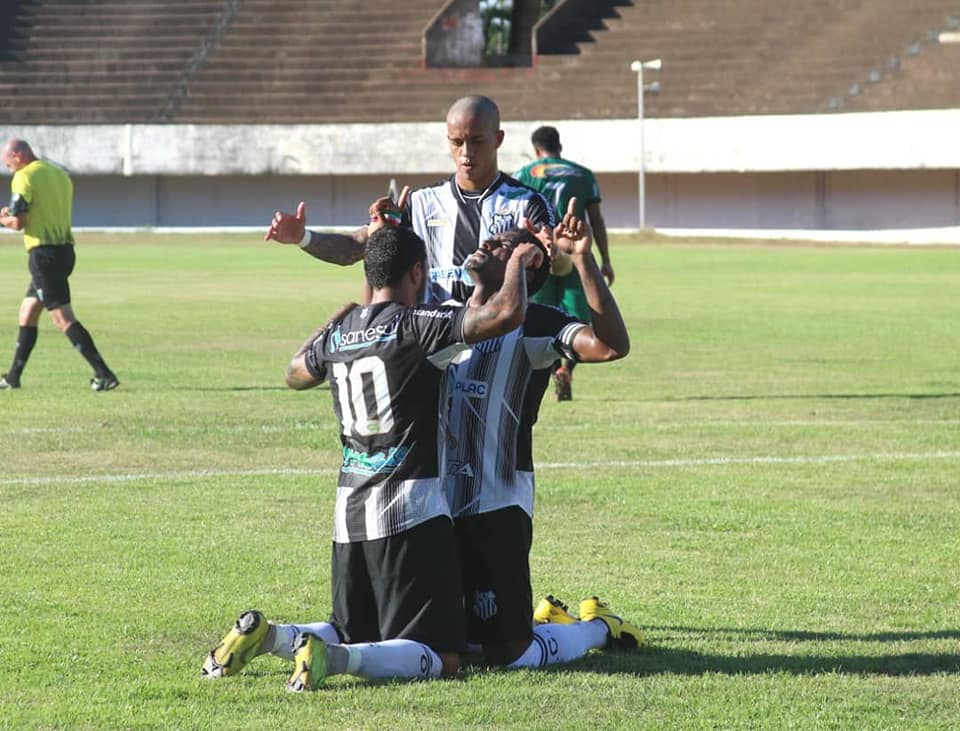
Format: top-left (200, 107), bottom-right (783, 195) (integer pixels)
top-left (482, 639), bottom-right (530, 667)
top-left (439, 651), bottom-right (462, 676)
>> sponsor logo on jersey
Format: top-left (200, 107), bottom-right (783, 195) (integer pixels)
top-left (450, 462), bottom-right (474, 477)
top-left (410, 306), bottom-right (456, 319)
top-left (427, 217), bottom-right (449, 227)
top-left (329, 319), bottom-right (399, 352)
top-left (451, 378), bottom-right (488, 398)
top-left (472, 590), bottom-right (498, 622)
top-left (529, 162), bottom-right (579, 179)
top-left (342, 445), bottom-right (410, 475)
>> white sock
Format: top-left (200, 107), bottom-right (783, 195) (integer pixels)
top-left (331, 639), bottom-right (442, 680)
top-left (268, 622), bottom-right (340, 660)
top-left (507, 621), bottom-right (608, 669)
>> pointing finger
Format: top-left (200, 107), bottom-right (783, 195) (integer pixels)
top-left (396, 185), bottom-right (411, 210)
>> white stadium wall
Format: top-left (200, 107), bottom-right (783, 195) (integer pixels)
top-left (3, 109), bottom-right (960, 230)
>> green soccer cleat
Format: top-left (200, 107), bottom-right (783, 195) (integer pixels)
top-left (533, 595), bottom-right (577, 625)
top-left (201, 610), bottom-right (270, 678)
top-left (287, 632), bottom-right (328, 692)
top-left (578, 597), bottom-right (646, 649)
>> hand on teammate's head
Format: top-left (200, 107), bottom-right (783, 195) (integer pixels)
top-left (511, 241), bottom-right (545, 270)
top-left (367, 185), bottom-right (410, 236)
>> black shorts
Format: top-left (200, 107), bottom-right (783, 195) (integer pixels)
top-left (26, 244), bottom-right (75, 310)
top-left (455, 506), bottom-right (533, 647)
top-left (329, 516), bottom-right (466, 653)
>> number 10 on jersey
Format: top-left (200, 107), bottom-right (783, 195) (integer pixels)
top-left (331, 356), bottom-right (395, 436)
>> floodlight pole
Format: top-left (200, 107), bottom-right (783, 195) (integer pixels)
top-left (630, 58), bottom-right (662, 231)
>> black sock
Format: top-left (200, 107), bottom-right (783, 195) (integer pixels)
top-left (564, 358), bottom-right (576, 375)
top-left (6, 325), bottom-right (38, 383)
top-left (65, 322), bottom-right (112, 378)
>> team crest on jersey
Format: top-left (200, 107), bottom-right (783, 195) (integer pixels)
top-left (472, 590), bottom-right (498, 622)
top-left (488, 209), bottom-right (514, 235)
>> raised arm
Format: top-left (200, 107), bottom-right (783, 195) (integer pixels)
top-left (555, 202), bottom-right (629, 362)
top-left (585, 200), bottom-right (613, 285)
top-left (461, 243), bottom-right (542, 343)
top-left (265, 200), bottom-right (366, 265)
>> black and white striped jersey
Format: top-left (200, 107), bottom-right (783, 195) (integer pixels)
top-left (305, 301), bottom-right (469, 543)
top-left (440, 303), bottom-right (585, 518)
top-left (403, 172), bottom-right (555, 303)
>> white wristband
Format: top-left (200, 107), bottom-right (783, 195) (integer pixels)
top-left (298, 229), bottom-right (312, 247)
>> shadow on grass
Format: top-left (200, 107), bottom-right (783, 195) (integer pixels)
top-left (649, 625), bottom-right (960, 643)
top-left (569, 625), bottom-right (960, 677)
top-left (588, 646), bottom-right (960, 677)
top-left (672, 392), bottom-right (960, 402)
top-left (183, 386), bottom-right (296, 392)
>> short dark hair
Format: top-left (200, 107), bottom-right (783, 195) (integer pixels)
top-left (531, 126), bottom-right (561, 155)
top-left (364, 226), bottom-right (427, 289)
top-left (483, 228), bottom-right (551, 296)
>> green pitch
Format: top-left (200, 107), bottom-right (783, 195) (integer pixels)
top-left (0, 233), bottom-right (958, 729)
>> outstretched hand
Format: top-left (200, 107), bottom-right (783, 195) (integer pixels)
top-left (265, 201), bottom-right (307, 244)
top-left (367, 185), bottom-right (410, 236)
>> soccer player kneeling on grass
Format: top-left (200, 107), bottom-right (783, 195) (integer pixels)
top-left (443, 210), bottom-right (643, 670)
top-left (201, 225), bottom-right (542, 690)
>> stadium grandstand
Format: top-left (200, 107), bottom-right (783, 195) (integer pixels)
top-left (2, 0), bottom-right (960, 231)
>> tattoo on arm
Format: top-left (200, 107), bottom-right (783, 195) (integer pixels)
top-left (302, 228), bottom-right (367, 265)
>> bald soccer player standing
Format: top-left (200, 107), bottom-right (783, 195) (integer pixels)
top-left (264, 95), bottom-right (554, 304)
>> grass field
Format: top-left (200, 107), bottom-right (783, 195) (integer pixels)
top-left (1, 232), bottom-right (958, 729)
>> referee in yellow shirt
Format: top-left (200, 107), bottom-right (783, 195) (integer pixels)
top-left (0, 138), bottom-right (118, 391)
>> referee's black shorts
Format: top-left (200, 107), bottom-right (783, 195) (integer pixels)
top-left (26, 244), bottom-right (75, 310)
top-left (455, 506), bottom-right (534, 647)
top-left (329, 515), bottom-right (466, 653)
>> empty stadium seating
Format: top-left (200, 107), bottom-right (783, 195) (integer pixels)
top-left (1, 0), bottom-right (959, 125)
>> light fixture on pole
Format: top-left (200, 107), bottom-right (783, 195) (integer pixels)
top-left (630, 58), bottom-right (662, 230)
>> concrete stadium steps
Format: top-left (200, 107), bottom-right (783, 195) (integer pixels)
top-left (0, 0), bottom-right (228, 123)
top-left (173, 0), bottom-right (440, 122)
top-left (3, 0), bottom-right (960, 124)
top-left (527, 0), bottom-right (960, 118)
top-left (840, 40), bottom-right (960, 112)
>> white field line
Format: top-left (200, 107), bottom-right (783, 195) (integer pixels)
top-left (1, 451), bottom-right (958, 488)
top-left (3, 419), bottom-right (959, 437)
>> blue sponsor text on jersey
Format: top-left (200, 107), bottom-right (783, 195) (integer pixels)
top-left (329, 318), bottom-right (400, 353)
top-left (342, 445), bottom-right (411, 476)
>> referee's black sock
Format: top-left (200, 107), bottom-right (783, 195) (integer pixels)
top-left (65, 322), bottom-right (113, 378)
top-left (6, 325), bottom-right (38, 383)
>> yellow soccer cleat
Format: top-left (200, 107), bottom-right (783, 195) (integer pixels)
top-left (578, 597), bottom-right (646, 649)
top-left (287, 632), bottom-right (328, 692)
top-left (533, 595), bottom-right (577, 625)
top-left (201, 610), bottom-right (269, 678)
